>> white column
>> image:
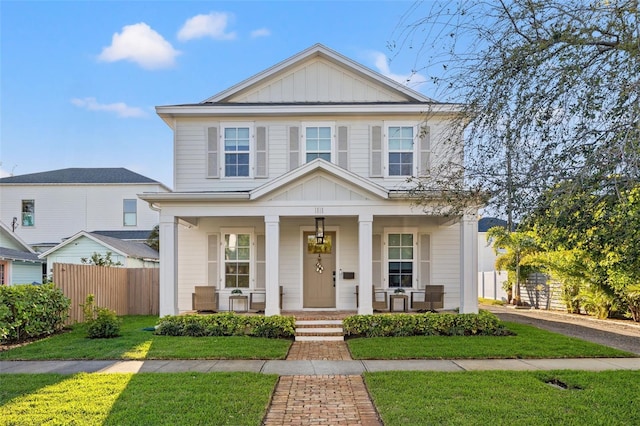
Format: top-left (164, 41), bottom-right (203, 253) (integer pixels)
top-left (159, 215), bottom-right (178, 317)
top-left (358, 214), bottom-right (374, 315)
top-left (459, 214), bottom-right (479, 313)
top-left (264, 215), bottom-right (280, 316)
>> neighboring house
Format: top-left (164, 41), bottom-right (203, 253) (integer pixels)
top-left (478, 217), bottom-right (508, 272)
top-left (140, 44), bottom-right (479, 317)
top-left (39, 231), bottom-right (159, 272)
top-left (0, 221), bottom-right (45, 285)
top-left (0, 168), bottom-right (170, 252)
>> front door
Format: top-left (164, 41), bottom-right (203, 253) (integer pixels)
top-left (303, 232), bottom-right (336, 308)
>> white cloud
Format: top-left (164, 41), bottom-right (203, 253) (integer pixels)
top-left (370, 51), bottom-right (427, 89)
top-left (98, 23), bottom-right (180, 70)
top-left (250, 28), bottom-right (271, 38)
top-left (71, 97), bottom-right (147, 118)
top-left (177, 12), bottom-right (237, 41)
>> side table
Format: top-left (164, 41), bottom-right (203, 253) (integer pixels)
top-left (390, 294), bottom-right (408, 312)
top-left (229, 295), bottom-right (248, 312)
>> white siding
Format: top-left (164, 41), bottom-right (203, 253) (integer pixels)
top-left (0, 183), bottom-right (166, 246)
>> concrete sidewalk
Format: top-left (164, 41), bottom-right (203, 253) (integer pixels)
top-left (2, 357), bottom-right (640, 375)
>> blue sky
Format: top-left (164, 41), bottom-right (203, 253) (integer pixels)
top-left (1, 0), bottom-right (435, 188)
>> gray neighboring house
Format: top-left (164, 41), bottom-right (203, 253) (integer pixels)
top-left (0, 221), bottom-right (45, 285)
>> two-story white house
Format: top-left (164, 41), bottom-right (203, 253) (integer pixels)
top-left (140, 44), bottom-right (479, 317)
top-left (0, 168), bottom-right (170, 252)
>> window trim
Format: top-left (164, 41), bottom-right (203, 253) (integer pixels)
top-left (383, 228), bottom-right (418, 289)
top-left (221, 122), bottom-right (254, 178)
top-left (220, 227), bottom-right (255, 290)
top-left (301, 121), bottom-right (335, 164)
top-left (384, 122), bottom-right (419, 178)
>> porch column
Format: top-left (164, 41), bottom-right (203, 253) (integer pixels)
top-left (159, 215), bottom-right (178, 317)
top-left (358, 214), bottom-right (374, 315)
top-left (459, 213), bottom-right (479, 313)
top-left (264, 215), bottom-right (280, 316)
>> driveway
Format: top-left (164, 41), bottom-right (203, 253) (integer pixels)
top-left (484, 304), bottom-right (640, 355)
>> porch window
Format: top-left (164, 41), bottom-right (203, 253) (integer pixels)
top-left (304, 126), bottom-right (332, 163)
top-left (224, 127), bottom-right (250, 177)
top-left (388, 233), bottom-right (414, 288)
top-left (123, 199), bottom-right (137, 226)
top-left (387, 126), bottom-right (415, 176)
top-left (21, 200), bottom-right (35, 227)
top-left (224, 233), bottom-right (251, 288)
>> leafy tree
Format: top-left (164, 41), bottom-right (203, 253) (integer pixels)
top-left (392, 0), bottom-right (639, 229)
top-left (80, 252), bottom-right (123, 267)
top-left (146, 224), bottom-right (159, 251)
top-left (486, 227), bottom-right (539, 305)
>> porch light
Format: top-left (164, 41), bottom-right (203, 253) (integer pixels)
top-left (315, 217), bottom-right (325, 244)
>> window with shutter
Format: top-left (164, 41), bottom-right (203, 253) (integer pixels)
top-left (207, 127), bottom-right (219, 178)
top-left (288, 126), bottom-right (300, 170)
top-left (207, 234), bottom-right (219, 286)
top-left (337, 125), bottom-right (348, 169)
top-left (255, 126), bottom-right (268, 178)
top-left (419, 234), bottom-right (431, 288)
top-left (418, 126), bottom-right (431, 177)
top-left (370, 125), bottom-right (383, 177)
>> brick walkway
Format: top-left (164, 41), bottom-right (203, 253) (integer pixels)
top-left (263, 340), bottom-right (382, 425)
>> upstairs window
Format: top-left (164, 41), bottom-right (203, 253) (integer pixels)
top-left (387, 126), bottom-right (415, 176)
top-left (305, 126), bottom-right (332, 163)
top-left (21, 200), bottom-right (34, 227)
top-left (224, 127), bottom-right (250, 177)
top-left (123, 199), bottom-right (137, 226)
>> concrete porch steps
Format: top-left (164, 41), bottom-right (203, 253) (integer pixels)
top-left (295, 319), bottom-right (344, 341)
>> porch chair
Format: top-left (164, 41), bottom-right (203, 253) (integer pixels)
top-left (410, 285), bottom-right (445, 311)
top-left (355, 285), bottom-right (388, 311)
top-left (249, 286), bottom-right (284, 311)
top-left (192, 286), bottom-right (218, 312)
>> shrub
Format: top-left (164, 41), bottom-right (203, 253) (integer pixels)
top-left (0, 283), bottom-right (70, 343)
top-left (155, 313), bottom-right (295, 339)
top-left (86, 307), bottom-right (121, 339)
top-left (342, 310), bottom-right (512, 338)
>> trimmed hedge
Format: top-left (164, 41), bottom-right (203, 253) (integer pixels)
top-left (0, 284), bottom-right (71, 343)
top-left (155, 313), bottom-right (296, 339)
top-left (342, 310), bottom-right (513, 337)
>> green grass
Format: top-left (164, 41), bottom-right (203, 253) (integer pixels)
top-left (0, 372), bottom-right (277, 426)
top-left (365, 370), bottom-right (640, 425)
top-left (0, 316), bottom-right (292, 360)
top-left (347, 322), bottom-right (634, 359)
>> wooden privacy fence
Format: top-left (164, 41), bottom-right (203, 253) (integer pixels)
top-left (53, 263), bottom-right (159, 324)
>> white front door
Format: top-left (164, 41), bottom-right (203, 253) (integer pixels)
top-left (303, 232), bottom-right (336, 308)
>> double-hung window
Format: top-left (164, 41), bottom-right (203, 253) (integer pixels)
top-left (304, 124), bottom-right (333, 163)
top-left (21, 200), bottom-right (35, 227)
top-left (224, 232), bottom-right (251, 288)
top-left (123, 199), bottom-right (137, 226)
top-left (223, 126), bottom-right (251, 177)
top-left (386, 231), bottom-right (415, 288)
top-left (387, 125), bottom-right (415, 176)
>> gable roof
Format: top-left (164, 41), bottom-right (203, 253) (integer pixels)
top-left (0, 168), bottom-right (164, 186)
top-left (91, 230), bottom-right (154, 241)
top-left (0, 221), bottom-right (36, 254)
top-left (250, 158), bottom-right (389, 200)
top-left (39, 231), bottom-right (159, 261)
top-left (203, 44), bottom-right (435, 104)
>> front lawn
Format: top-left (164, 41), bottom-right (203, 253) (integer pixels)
top-left (0, 372), bottom-right (277, 426)
top-left (365, 370), bottom-right (640, 425)
top-left (0, 316), bottom-right (292, 360)
top-left (347, 322), bottom-right (634, 359)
